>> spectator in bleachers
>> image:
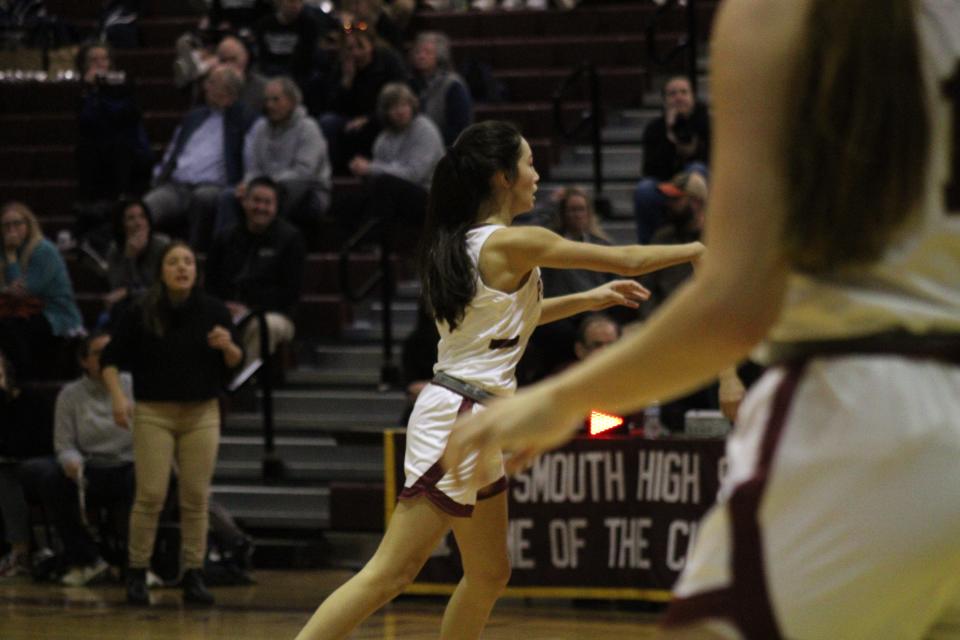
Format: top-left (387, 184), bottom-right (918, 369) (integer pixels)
top-left (409, 31), bottom-right (473, 146)
top-left (206, 176), bottom-right (305, 371)
top-left (573, 312), bottom-right (620, 360)
top-left (102, 199), bottom-right (170, 329)
top-left (637, 171), bottom-right (707, 319)
top-left (339, 0), bottom-right (407, 52)
top-left (345, 82), bottom-right (444, 239)
top-left (215, 35), bottom-right (269, 114)
top-left (17, 333), bottom-right (135, 587)
top-left (541, 187), bottom-right (615, 299)
top-left (74, 41), bottom-right (153, 206)
top-left (633, 171), bottom-right (745, 429)
top-left (633, 75), bottom-right (710, 244)
top-left (254, 0), bottom-right (322, 82)
top-left (174, 34), bottom-right (268, 113)
top-left (522, 188), bottom-right (620, 381)
top-left (0, 202), bottom-right (85, 380)
top-left (317, 24), bottom-right (407, 174)
top-left (144, 65), bottom-right (258, 251)
top-left (0, 349), bottom-right (54, 578)
top-left (204, 0), bottom-right (273, 36)
top-left (101, 241), bottom-right (242, 606)
top-left (214, 77), bottom-right (332, 238)
top-left (471, 0), bottom-right (577, 9)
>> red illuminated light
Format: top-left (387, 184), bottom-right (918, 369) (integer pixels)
top-left (588, 410), bottom-right (624, 436)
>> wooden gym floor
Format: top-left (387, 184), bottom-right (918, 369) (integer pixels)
top-left (0, 569), bottom-right (662, 639)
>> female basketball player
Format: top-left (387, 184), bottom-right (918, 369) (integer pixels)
top-left (445, 1), bottom-right (960, 638)
top-left (294, 120), bottom-right (704, 639)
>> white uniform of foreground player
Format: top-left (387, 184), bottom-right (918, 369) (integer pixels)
top-left (444, 0), bottom-right (960, 638)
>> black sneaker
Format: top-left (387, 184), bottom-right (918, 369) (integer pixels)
top-left (181, 568), bottom-right (215, 606)
top-left (126, 568), bottom-right (149, 605)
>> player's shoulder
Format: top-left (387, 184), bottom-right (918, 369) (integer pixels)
top-left (483, 224), bottom-right (560, 253)
top-left (715, 0), bottom-right (810, 27)
top-left (709, 0), bottom-right (809, 94)
top-left (712, 0), bottom-right (809, 55)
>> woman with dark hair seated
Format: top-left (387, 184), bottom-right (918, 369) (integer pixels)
top-left (101, 199), bottom-right (170, 329)
top-left (315, 25), bottom-right (406, 173)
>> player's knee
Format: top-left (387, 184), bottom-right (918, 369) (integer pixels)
top-left (368, 556), bottom-right (426, 599)
top-left (465, 557), bottom-right (511, 593)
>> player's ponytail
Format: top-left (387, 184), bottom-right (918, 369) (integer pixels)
top-left (782, 0), bottom-right (929, 273)
top-left (420, 121), bottom-right (522, 331)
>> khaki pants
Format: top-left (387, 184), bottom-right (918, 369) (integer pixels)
top-left (241, 312), bottom-right (295, 368)
top-left (128, 400), bottom-right (219, 570)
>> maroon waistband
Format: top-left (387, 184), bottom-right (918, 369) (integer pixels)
top-left (767, 331), bottom-right (960, 366)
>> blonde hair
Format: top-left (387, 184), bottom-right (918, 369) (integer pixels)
top-left (552, 187), bottom-right (609, 242)
top-left (783, 0), bottom-right (929, 273)
top-left (0, 201), bottom-right (43, 287)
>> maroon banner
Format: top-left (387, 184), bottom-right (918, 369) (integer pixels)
top-left (387, 433), bottom-right (726, 599)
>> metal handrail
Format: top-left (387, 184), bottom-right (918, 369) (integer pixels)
top-left (338, 216), bottom-right (401, 389)
top-left (227, 310), bottom-right (285, 481)
top-left (551, 61), bottom-right (608, 217)
top-left (253, 309), bottom-right (285, 481)
top-left (644, 0), bottom-right (700, 94)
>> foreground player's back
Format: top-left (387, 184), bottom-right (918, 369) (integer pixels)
top-left (758, 0), bottom-right (960, 358)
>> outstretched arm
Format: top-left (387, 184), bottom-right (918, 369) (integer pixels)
top-left (444, 0), bottom-right (800, 476)
top-left (479, 225), bottom-right (703, 293)
top-left (538, 279), bottom-right (650, 326)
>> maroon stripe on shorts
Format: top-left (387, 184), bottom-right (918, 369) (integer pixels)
top-left (398, 398), bottom-right (477, 518)
top-left (399, 460), bottom-right (475, 517)
top-left (662, 362), bottom-right (807, 639)
top-left (477, 476), bottom-right (508, 500)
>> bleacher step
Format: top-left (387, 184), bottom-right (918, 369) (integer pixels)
top-left (253, 389), bottom-right (406, 416)
top-left (211, 485), bottom-right (330, 529)
top-left (223, 412), bottom-right (401, 433)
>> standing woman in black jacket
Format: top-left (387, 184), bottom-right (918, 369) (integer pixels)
top-left (101, 241), bottom-right (242, 606)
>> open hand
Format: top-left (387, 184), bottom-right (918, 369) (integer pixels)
top-left (62, 458), bottom-right (83, 483)
top-left (348, 155), bottom-right (371, 176)
top-left (590, 279), bottom-right (650, 311)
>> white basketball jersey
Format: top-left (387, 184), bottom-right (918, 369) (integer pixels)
top-left (760, 0), bottom-right (960, 360)
top-left (433, 225), bottom-right (542, 395)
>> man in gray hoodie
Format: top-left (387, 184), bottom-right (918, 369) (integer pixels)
top-left (214, 75), bottom-right (332, 238)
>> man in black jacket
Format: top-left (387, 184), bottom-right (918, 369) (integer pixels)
top-left (633, 75), bottom-right (710, 244)
top-left (205, 176), bottom-right (306, 370)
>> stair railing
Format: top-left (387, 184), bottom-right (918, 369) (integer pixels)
top-left (253, 309), bottom-right (286, 481)
top-left (227, 309), bottom-right (286, 481)
top-left (551, 61), bottom-right (610, 217)
top-left (644, 0), bottom-right (701, 94)
top-left (338, 216), bottom-right (401, 390)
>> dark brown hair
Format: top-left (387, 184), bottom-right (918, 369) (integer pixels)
top-left (141, 241), bottom-right (197, 337)
top-left (782, 0), bottom-right (929, 273)
top-left (419, 121), bottom-right (523, 331)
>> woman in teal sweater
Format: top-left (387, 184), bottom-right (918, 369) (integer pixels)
top-left (0, 202), bottom-right (84, 378)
